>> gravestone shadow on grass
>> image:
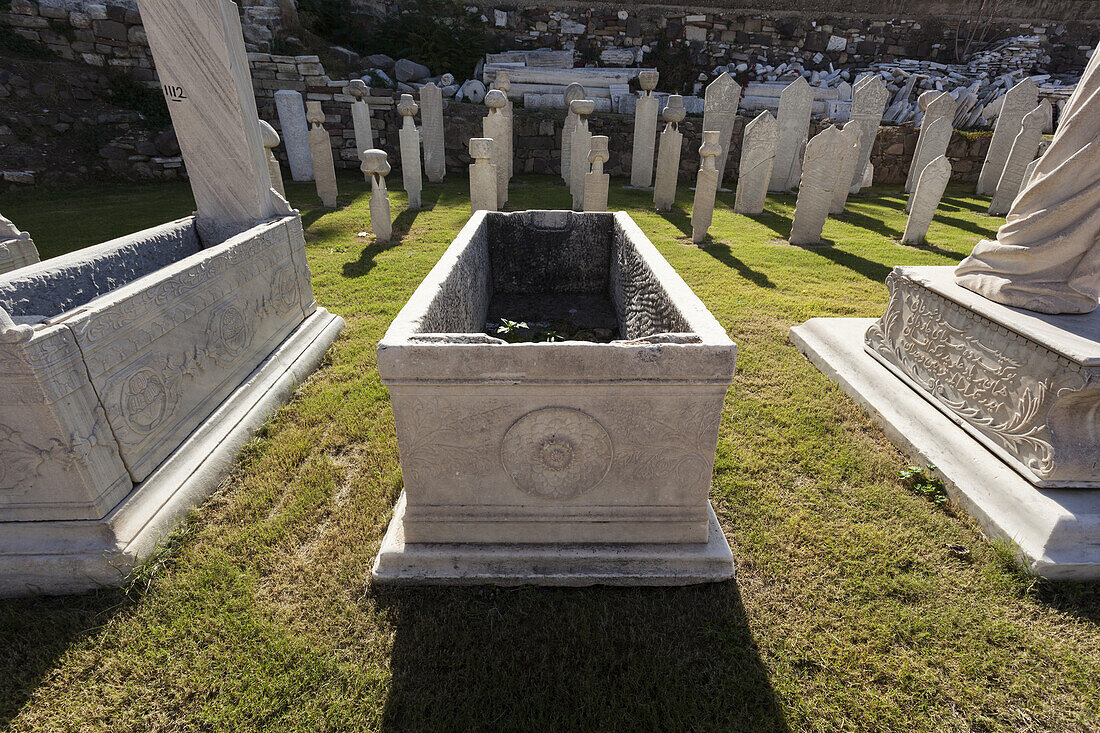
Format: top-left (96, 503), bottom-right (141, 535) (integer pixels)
top-left (791, 242), bottom-right (893, 283)
top-left (702, 244), bottom-right (777, 289)
top-left (376, 581), bottom-right (790, 731)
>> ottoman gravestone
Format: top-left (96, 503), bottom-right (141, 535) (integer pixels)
top-left (347, 80), bottom-right (375, 181)
top-left (769, 77), bottom-right (813, 192)
top-left (561, 83), bottom-right (586, 184)
top-left (977, 79), bottom-right (1039, 196)
top-left (584, 135), bottom-right (611, 212)
top-left (569, 99), bottom-right (596, 211)
top-left (790, 125), bottom-right (843, 245)
top-left (468, 138), bottom-right (497, 213)
top-left (0, 213), bottom-right (39, 275)
top-left (702, 73), bottom-right (742, 190)
top-left (493, 71), bottom-right (515, 180)
top-left (275, 89), bottom-right (313, 182)
top-left (830, 121), bottom-right (862, 215)
top-left (653, 95), bottom-right (686, 212)
top-left (397, 94), bottom-right (423, 210)
top-left (902, 154), bottom-right (952, 244)
top-left (259, 120), bottom-right (286, 198)
top-left (420, 82), bottom-right (446, 184)
top-left (849, 75), bottom-right (888, 193)
top-left (691, 130), bottom-right (722, 244)
top-left (362, 149), bottom-right (392, 242)
top-left (306, 101), bottom-right (338, 209)
top-left (629, 70), bottom-right (660, 188)
top-left (905, 115), bottom-right (952, 212)
top-left (906, 92), bottom-right (957, 194)
top-left (483, 90), bottom-right (510, 209)
top-left (988, 101), bottom-right (1051, 216)
top-left (733, 111), bottom-right (778, 215)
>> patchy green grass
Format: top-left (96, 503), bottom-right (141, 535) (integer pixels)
top-left (2, 174), bottom-right (1099, 732)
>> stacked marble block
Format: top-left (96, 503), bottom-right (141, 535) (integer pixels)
top-left (373, 210), bottom-right (737, 585)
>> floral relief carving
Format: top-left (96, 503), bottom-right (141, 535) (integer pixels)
top-left (501, 408), bottom-right (613, 499)
top-left (0, 412), bottom-right (110, 495)
top-left (397, 399), bottom-right (511, 486)
top-left (613, 401), bottom-right (721, 486)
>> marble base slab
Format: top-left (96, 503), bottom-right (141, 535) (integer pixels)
top-left (372, 493), bottom-right (736, 586)
top-left (790, 317), bottom-right (1100, 580)
top-left (0, 308), bottom-right (344, 597)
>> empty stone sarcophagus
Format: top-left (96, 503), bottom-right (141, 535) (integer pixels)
top-left (373, 210), bottom-right (737, 585)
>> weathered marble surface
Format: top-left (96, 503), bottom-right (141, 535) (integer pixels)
top-left (849, 75), bottom-right (888, 193)
top-left (397, 94), bottom-right (423, 209)
top-left (0, 214), bottom-right (38, 276)
top-left (306, 101), bottom-right (338, 208)
top-left (692, 131), bottom-right (721, 244)
top-left (977, 79), bottom-right (1039, 196)
top-left (790, 125), bottom-right (841, 245)
top-left (484, 90), bottom-right (510, 209)
top-left (702, 73), bottom-right (742, 190)
top-left (373, 210), bottom-right (736, 583)
top-left (769, 77), bottom-right (812, 192)
top-left (493, 71), bottom-right (515, 180)
top-left (275, 90), bottom-right (313, 182)
top-left (569, 98), bottom-right (595, 211)
top-left (560, 83), bottom-right (585, 184)
top-left (136, 0), bottom-right (286, 236)
top-left (988, 101), bottom-right (1050, 216)
top-left (905, 115), bottom-right (951, 211)
top-left (906, 92), bottom-right (957, 193)
top-left (362, 149), bottom-right (392, 241)
top-left (584, 135), bottom-right (610, 212)
top-left (468, 138), bottom-right (497, 213)
top-left (347, 80), bottom-right (374, 181)
top-left (830, 121), bottom-right (862, 215)
top-left (734, 111), bottom-right (778, 215)
top-left (259, 120), bottom-right (285, 198)
top-left (630, 70), bottom-right (660, 188)
top-left (653, 95), bottom-right (685, 212)
top-left (903, 155), bottom-right (951, 244)
top-left (420, 82), bottom-right (446, 184)
top-left (956, 40), bottom-right (1100, 315)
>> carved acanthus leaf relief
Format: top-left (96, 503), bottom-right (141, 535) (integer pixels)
top-left (0, 412), bottom-right (109, 495)
top-left (866, 271), bottom-right (1087, 478)
top-left (613, 400), bottom-right (721, 485)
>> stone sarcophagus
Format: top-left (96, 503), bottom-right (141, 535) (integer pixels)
top-left (865, 266), bottom-right (1100, 487)
top-left (0, 215), bottom-right (343, 595)
top-left (373, 210), bottom-right (737, 585)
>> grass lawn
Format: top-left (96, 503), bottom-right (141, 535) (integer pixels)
top-left (1, 173), bottom-right (1099, 732)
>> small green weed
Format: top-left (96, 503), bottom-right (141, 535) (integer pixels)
top-left (899, 465), bottom-right (949, 506)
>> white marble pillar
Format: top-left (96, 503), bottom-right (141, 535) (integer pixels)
top-left (734, 111), bottom-right (778, 215)
top-left (306, 100), bottom-right (338, 209)
top-left (569, 99), bottom-right (595, 211)
top-left (483, 90), bottom-right (510, 209)
top-left (902, 155), bottom-right (952, 244)
top-left (691, 131), bottom-right (722, 244)
top-left (769, 77), bottom-right (813, 192)
top-left (561, 83), bottom-right (585, 184)
top-left (905, 116), bottom-right (952, 212)
top-left (347, 80), bottom-right (375, 182)
top-left (362, 149), bottom-right (392, 242)
top-left (420, 82), bottom-right (446, 184)
top-left (988, 101), bottom-right (1050, 216)
top-left (830, 121), bottom-right (862, 215)
top-left (584, 135), bottom-right (611, 212)
top-left (653, 95), bottom-right (685, 212)
top-left (493, 70), bottom-right (514, 180)
top-left (848, 75), bottom-right (888, 193)
top-left (275, 89), bottom-right (314, 182)
top-left (469, 138), bottom-right (497, 213)
top-left (790, 125), bottom-right (842, 245)
top-left (630, 70), bottom-right (660, 188)
top-left (259, 120), bottom-right (285, 198)
top-left (703, 72), bottom-right (742, 190)
top-left (977, 79), bottom-right (1039, 195)
top-left (397, 94), bottom-right (423, 209)
top-left (135, 0), bottom-right (288, 238)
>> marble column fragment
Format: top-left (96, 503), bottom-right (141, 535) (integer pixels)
top-left (905, 115), bottom-right (952, 211)
top-left (988, 101), bottom-right (1050, 216)
top-left (733, 111), bottom-right (778, 215)
top-left (906, 92), bottom-right (957, 193)
top-left (420, 81), bottom-right (446, 184)
top-left (790, 126), bottom-right (842, 245)
top-left (569, 99), bottom-right (595, 211)
top-left (630, 70), bottom-right (660, 188)
top-left (483, 90), bottom-right (510, 209)
top-left (902, 155), bottom-right (952, 244)
top-left (259, 120), bottom-right (285, 198)
top-left (362, 149), bottom-right (392, 242)
top-left (977, 79), bottom-right (1039, 195)
top-left (584, 136), bottom-right (611, 212)
top-left (561, 82), bottom-right (585, 183)
top-left (347, 80), bottom-right (375, 182)
top-left (848, 75), bottom-right (888, 193)
top-left (691, 131), bottom-right (722, 244)
top-left (469, 138), bottom-right (498, 213)
top-left (275, 89), bottom-right (314, 182)
top-left (830, 120), bottom-right (862, 215)
top-left (702, 72), bottom-right (743, 190)
top-left (493, 71), bottom-right (514, 179)
top-left (769, 77), bottom-right (813, 192)
top-left (653, 95), bottom-right (686, 211)
top-left (397, 94), bottom-right (423, 209)
top-left (306, 101), bottom-right (338, 209)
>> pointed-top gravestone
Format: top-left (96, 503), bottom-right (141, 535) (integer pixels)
top-left (653, 95), bottom-right (686, 211)
top-left (848, 75), bottom-right (888, 192)
top-left (702, 73), bottom-right (742, 190)
top-left (769, 77), bottom-right (813, 192)
top-left (830, 121), bottom-right (862, 215)
top-left (420, 82), bottom-right (445, 183)
top-left (569, 98), bottom-right (595, 211)
top-left (906, 92), bottom-right (957, 193)
top-left (734, 111), bottom-right (778, 215)
top-left (630, 70), bottom-right (660, 188)
top-left (275, 89), bottom-right (313, 182)
top-left (484, 89), bottom-right (510, 209)
top-left (691, 130), bottom-right (722, 244)
top-left (977, 79), bottom-right (1039, 195)
top-left (362, 149), bottom-right (392, 242)
top-left (561, 82), bottom-right (586, 183)
top-left (903, 154), bottom-right (951, 244)
top-left (988, 101), bottom-right (1050, 216)
top-left (347, 80), bottom-right (375, 182)
top-left (790, 125), bottom-right (843, 245)
top-left (905, 115), bottom-right (952, 209)
top-left (136, 0), bottom-right (289, 238)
